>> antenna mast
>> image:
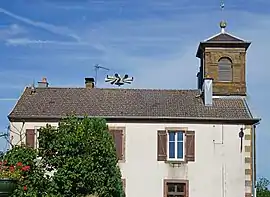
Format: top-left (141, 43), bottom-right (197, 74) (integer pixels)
top-left (94, 64), bottom-right (110, 87)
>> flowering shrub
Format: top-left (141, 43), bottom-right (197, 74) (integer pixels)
top-left (0, 161), bottom-right (30, 181)
top-left (2, 146), bottom-right (49, 196)
top-left (0, 117), bottom-right (124, 196)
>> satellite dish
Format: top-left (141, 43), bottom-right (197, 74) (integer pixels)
top-left (105, 73), bottom-right (134, 86)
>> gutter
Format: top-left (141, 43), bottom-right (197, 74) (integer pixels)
top-left (8, 115), bottom-right (261, 125)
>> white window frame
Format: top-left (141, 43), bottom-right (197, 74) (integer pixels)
top-left (167, 131), bottom-right (185, 161)
top-left (34, 126), bottom-right (41, 149)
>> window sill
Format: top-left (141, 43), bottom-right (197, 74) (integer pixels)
top-left (165, 160), bottom-right (186, 164)
top-left (118, 159), bottom-right (126, 163)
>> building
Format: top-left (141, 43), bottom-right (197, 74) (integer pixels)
top-left (8, 22), bottom-right (260, 197)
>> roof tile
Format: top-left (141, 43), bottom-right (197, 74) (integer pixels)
top-left (8, 87), bottom-right (252, 120)
top-left (206, 33), bottom-right (245, 42)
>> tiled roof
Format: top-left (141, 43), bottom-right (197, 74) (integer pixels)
top-left (8, 87), bottom-right (256, 122)
top-left (205, 32), bottom-right (245, 42)
top-left (196, 32), bottom-right (251, 58)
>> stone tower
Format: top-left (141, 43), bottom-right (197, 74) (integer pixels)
top-left (196, 22), bottom-right (251, 96)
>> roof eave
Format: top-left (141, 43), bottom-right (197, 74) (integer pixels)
top-left (196, 41), bottom-right (251, 58)
top-left (7, 87), bottom-right (28, 118)
top-left (8, 115), bottom-right (261, 125)
top-left (196, 43), bottom-right (203, 58)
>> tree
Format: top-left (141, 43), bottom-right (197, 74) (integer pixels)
top-left (257, 177), bottom-right (270, 197)
top-left (38, 116), bottom-right (124, 197)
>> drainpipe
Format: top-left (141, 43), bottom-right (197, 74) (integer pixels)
top-left (252, 122), bottom-right (260, 197)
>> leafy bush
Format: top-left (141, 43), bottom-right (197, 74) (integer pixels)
top-left (38, 117), bottom-right (124, 197)
top-left (1, 117), bottom-right (123, 197)
top-left (257, 177), bottom-right (270, 197)
top-left (3, 146), bottom-right (48, 196)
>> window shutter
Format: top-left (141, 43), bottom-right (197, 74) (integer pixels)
top-left (185, 130), bottom-right (195, 162)
top-left (219, 66), bottom-right (232, 81)
top-left (157, 130), bottom-right (167, 161)
top-left (218, 58), bottom-right (232, 81)
top-left (26, 129), bottom-right (35, 148)
top-left (110, 130), bottom-right (123, 160)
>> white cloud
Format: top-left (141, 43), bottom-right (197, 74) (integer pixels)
top-left (78, 10), bottom-right (268, 81)
top-left (0, 98), bottom-right (18, 101)
top-left (5, 38), bottom-right (88, 46)
top-left (0, 7), bottom-right (80, 42)
top-left (6, 24), bottom-right (25, 35)
top-left (51, 5), bottom-right (88, 10)
top-left (0, 24), bottom-right (26, 40)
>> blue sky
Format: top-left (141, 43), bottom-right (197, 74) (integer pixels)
top-left (0, 0), bottom-right (269, 178)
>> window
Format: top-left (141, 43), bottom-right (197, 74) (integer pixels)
top-left (168, 131), bottom-right (184, 160)
top-left (218, 57), bottom-right (232, 82)
top-left (109, 127), bottom-right (125, 161)
top-left (164, 180), bottom-right (188, 197)
top-left (25, 129), bottom-right (35, 148)
top-left (25, 126), bottom-right (57, 149)
top-left (157, 130), bottom-right (195, 162)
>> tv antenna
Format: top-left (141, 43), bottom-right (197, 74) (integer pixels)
top-left (94, 64), bottom-right (110, 87)
top-left (105, 73), bottom-right (134, 87)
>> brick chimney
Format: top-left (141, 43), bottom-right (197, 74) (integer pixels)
top-left (85, 78), bottom-right (95, 88)
top-left (202, 77), bottom-right (213, 106)
top-left (38, 77), bottom-right (49, 88)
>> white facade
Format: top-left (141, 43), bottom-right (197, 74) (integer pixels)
top-left (9, 121), bottom-right (252, 197)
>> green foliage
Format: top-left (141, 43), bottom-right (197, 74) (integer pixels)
top-left (1, 117), bottom-right (123, 196)
top-left (3, 146), bottom-right (48, 196)
top-left (38, 116), bottom-right (124, 197)
top-left (4, 146), bottom-right (37, 167)
top-left (257, 177), bottom-right (270, 197)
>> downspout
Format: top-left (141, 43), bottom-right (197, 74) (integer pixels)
top-left (252, 122), bottom-right (259, 197)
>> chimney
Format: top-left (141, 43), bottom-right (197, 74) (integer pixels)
top-left (85, 77), bottom-right (95, 88)
top-left (203, 77), bottom-right (213, 106)
top-left (38, 77), bottom-right (49, 88)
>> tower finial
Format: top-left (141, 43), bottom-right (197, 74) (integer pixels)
top-left (220, 0), bottom-right (227, 33)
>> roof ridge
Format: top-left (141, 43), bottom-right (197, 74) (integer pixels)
top-left (204, 31), bottom-right (246, 43)
top-left (221, 31), bottom-right (246, 42)
top-left (26, 87), bottom-right (200, 91)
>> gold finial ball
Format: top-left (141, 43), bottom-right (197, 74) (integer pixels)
top-left (220, 21), bottom-right (227, 29)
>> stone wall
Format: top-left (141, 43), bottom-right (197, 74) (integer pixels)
top-left (204, 47), bottom-right (247, 95)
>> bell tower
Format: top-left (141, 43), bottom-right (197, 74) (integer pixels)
top-left (196, 4), bottom-right (251, 96)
